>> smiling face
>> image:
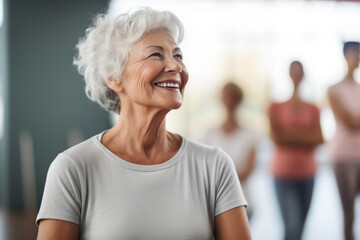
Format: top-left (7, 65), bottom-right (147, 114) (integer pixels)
top-left (114, 29), bottom-right (188, 112)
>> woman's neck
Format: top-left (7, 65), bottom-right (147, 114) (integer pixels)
top-left (288, 88), bottom-right (304, 109)
top-left (102, 105), bottom-right (180, 164)
top-left (118, 109), bottom-right (168, 149)
top-left (290, 85), bottom-right (302, 101)
top-left (345, 68), bottom-right (356, 81)
top-left (222, 111), bottom-right (239, 134)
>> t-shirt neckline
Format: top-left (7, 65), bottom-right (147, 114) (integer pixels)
top-left (93, 131), bottom-right (186, 172)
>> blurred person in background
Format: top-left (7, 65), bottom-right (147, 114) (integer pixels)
top-left (36, 7), bottom-right (251, 240)
top-left (268, 60), bottom-right (324, 240)
top-left (201, 82), bottom-right (259, 221)
top-left (327, 41), bottom-right (360, 240)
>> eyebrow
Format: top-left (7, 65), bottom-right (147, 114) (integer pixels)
top-left (146, 45), bottom-right (182, 52)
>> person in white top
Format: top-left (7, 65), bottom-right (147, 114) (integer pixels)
top-left (201, 82), bottom-right (259, 220)
top-left (36, 8), bottom-right (251, 240)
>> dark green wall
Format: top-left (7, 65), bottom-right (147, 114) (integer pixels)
top-left (0, 0), bottom-right (9, 207)
top-left (3, 0), bottom-right (110, 210)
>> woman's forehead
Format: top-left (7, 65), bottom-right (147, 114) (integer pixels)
top-left (136, 29), bottom-right (179, 50)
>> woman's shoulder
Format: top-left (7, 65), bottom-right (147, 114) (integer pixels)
top-left (64, 134), bottom-right (99, 154)
top-left (185, 136), bottom-right (220, 153)
top-left (54, 132), bottom-right (104, 167)
top-left (327, 80), bottom-right (347, 95)
top-left (267, 101), bottom-right (286, 112)
top-left (301, 101), bottom-right (320, 114)
top-left (239, 127), bottom-right (260, 143)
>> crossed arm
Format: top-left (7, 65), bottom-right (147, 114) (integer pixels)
top-left (328, 92), bottom-right (360, 129)
top-left (268, 109), bottom-right (324, 148)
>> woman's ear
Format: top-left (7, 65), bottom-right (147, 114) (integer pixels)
top-left (105, 79), bottom-right (123, 92)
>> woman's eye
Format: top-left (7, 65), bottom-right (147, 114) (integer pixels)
top-left (150, 52), bottom-right (162, 58)
top-left (174, 54), bottom-right (183, 60)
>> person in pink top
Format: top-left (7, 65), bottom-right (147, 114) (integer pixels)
top-left (268, 61), bottom-right (324, 240)
top-left (328, 41), bottom-right (360, 240)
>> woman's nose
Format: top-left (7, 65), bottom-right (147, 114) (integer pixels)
top-left (164, 57), bottom-right (182, 73)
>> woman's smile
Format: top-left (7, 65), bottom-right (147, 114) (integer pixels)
top-left (153, 80), bottom-right (181, 90)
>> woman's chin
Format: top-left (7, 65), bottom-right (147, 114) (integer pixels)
top-left (167, 102), bottom-right (182, 110)
top-left (162, 97), bottom-right (183, 110)
top-left (172, 104), bottom-right (182, 110)
top-left (163, 100), bottom-right (183, 110)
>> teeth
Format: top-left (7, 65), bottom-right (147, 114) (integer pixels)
top-left (155, 82), bottom-right (180, 88)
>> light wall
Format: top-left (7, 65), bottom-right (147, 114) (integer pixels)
top-left (110, 0), bottom-right (360, 141)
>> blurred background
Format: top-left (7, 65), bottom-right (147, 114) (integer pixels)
top-left (1, 0), bottom-right (360, 239)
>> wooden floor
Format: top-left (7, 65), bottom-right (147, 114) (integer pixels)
top-left (0, 208), bottom-right (38, 240)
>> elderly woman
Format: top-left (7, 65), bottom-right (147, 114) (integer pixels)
top-left (36, 8), bottom-right (250, 240)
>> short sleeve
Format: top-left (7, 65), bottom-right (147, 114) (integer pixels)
top-left (36, 153), bottom-right (82, 226)
top-left (214, 149), bottom-right (247, 216)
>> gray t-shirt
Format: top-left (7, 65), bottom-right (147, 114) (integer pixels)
top-left (37, 132), bottom-right (247, 240)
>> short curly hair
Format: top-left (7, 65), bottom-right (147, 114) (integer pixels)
top-left (73, 7), bottom-right (184, 113)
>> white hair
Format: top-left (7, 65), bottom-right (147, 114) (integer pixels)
top-left (73, 7), bottom-right (184, 113)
